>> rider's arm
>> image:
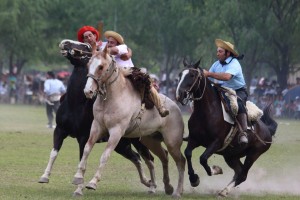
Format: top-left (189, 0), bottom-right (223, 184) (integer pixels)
top-left (203, 69), bottom-right (232, 81)
top-left (120, 48), bottom-right (132, 61)
top-left (108, 46), bottom-right (119, 55)
top-left (108, 44), bottom-right (129, 58)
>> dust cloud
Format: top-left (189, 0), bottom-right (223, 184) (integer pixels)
top-left (183, 167), bottom-right (300, 197)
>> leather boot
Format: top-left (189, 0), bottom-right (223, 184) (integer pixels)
top-left (149, 87), bottom-right (169, 117)
top-left (236, 113), bottom-right (248, 144)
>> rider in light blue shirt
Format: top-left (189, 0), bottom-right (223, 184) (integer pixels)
top-left (209, 56), bottom-right (246, 90)
top-left (204, 39), bottom-right (248, 145)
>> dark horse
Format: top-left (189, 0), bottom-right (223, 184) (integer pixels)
top-left (39, 40), bottom-right (156, 195)
top-left (176, 60), bottom-right (278, 197)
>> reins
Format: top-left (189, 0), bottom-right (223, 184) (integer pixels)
top-left (69, 48), bottom-right (92, 60)
top-left (185, 68), bottom-right (207, 101)
top-left (71, 48), bottom-right (93, 57)
top-left (86, 57), bottom-right (118, 100)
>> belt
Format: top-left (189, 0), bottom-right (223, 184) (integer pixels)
top-left (235, 87), bottom-right (246, 92)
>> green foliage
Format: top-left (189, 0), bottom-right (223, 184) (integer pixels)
top-left (0, 0), bottom-right (299, 90)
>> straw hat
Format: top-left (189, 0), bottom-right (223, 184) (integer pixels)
top-left (77, 26), bottom-right (99, 43)
top-left (215, 39), bottom-right (239, 57)
top-left (104, 31), bottom-right (124, 44)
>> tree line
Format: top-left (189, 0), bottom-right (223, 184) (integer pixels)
top-left (0, 0), bottom-right (299, 91)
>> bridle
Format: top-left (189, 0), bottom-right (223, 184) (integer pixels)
top-left (86, 56), bottom-right (118, 100)
top-left (181, 68), bottom-right (207, 104)
top-left (67, 48), bottom-right (92, 60)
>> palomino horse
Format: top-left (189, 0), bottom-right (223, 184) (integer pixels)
top-left (39, 40), bottom-right (157, 195)
top-left (72, 49), bottom-right (186, 198)
top-left (176, 60), bottom-right (278, 197)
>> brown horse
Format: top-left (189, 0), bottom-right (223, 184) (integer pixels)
top-left (72, 49), bottom-right (186, 198)
top-left (176, 60), bottom-right (278, 197)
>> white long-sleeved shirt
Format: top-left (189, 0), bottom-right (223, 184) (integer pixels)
top-left (44, 78), bottom-right (66, 96)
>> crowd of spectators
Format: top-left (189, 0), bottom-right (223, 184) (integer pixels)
top-left (0, 70), bottom-right (69, 105)
top-left (248, 76), bottom-right (300, 119)
top-left (1, 70), bottom-right (300, 120)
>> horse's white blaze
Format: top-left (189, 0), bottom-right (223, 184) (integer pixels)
top-left (84, 57), bottom-right (102, 96)
top-left (176, 69), bottom-right (189, 100)
top-left (89, 57), bottom-right (101, 75)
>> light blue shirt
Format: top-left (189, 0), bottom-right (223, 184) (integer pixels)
top-left (209, 57), bottom-right (246, 90)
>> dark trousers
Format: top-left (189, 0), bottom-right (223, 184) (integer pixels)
top-left (46, 101), bottom-right (60, 126)
top-left (236, 88), bottom-right (248, 114)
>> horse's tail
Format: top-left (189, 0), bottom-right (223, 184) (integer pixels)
top-left (260, 103), bottom-right (278, 136)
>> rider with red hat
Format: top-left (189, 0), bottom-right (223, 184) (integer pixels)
top-left (77, 25), bottom-right (131, 60)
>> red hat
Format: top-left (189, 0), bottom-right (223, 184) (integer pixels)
top-left (77, 26), bottom-right (99, 42)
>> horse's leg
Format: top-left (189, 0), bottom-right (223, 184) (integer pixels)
top-left (219, 151), bottom-right (263, 197)
top-left (235, 152), bottom-right (262, 186)
top-left (141, 154), bottom-right (156, 194)
top-left (162, 136), bottom-right (186, 198)
top-left (131, 138), bottom-right (157, 193)
top-left (218, 156), bottom-right (243, 197)
top-left (140, 137), bottom-right (174, 195)
top-left (39, 128), bottom-right (67, 183)
top-left (73, 135), bottom-right (90, 196)
top-left (114, 138), bottom-right (152, 189)
top-left (72, 121), bottom-right (101, 186)
top-left (77, 135), bottom-right (90, 160)
top-left (85, 127), bottom-right (124, 190)
top-left (184, 140), bottom-right (200, 187)
top-left (199, 140), bottom-right (223, 176)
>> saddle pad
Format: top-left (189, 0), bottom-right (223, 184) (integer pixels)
top-left (222, 103), bottom-right (234, 124)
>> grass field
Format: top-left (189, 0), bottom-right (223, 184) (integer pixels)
top-left (0, 104), bottom-right (299, 200)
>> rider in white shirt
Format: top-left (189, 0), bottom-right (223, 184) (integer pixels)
top-left (110, 44), bottom-right (134, 68)
top-left (104, 30), bottom-right (169, 117)
top-left (104, 31), bottom-right (134, 68)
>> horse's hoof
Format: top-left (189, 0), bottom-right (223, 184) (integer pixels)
top-left (171, 192), bottom-right (181, 199)
top-left (165, 184), bottom-right (174, 195)
top-left (148, 186), bottom-right (156, 194)
top-left (218, 189), bottom-right (228, 198)
top-left (190, 174), bottom-right (200, 187)
top-left (191, 181), bottom-right (199, 187)
top-left (86, 182), bottom-right (97, 190)
top-left (38, 177), bottom-right (49, 183)
top-left (212, 165), bottom-right (223, 175)
top-left (72, 177), bottom-right (84, 185)
top-left (142, 180), bottom-right (151, 188)
top-left (73, 191), bottom-right (83, 197)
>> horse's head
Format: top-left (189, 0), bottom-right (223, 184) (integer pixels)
top-left (59, 39), bottom-right (92, 66)
top-left (84, 49), bottom-right (117, 99)
top-left (176, 58), bottom-right (205, 105)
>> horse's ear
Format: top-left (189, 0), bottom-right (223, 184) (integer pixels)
top-left (183, 57), bottom-right (188, 67)
top-left (103, 45), bottom-right (108, 56)
top-left (194, 58), bottom-right (202, 69)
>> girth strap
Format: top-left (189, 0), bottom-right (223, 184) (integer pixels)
top-left (125, 104), bottom-right (146, 135)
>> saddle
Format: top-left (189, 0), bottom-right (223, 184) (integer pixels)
top-left (214, 85), bottom-right (263, 122)
top-left (214, 85), bottom-right (263, 151)
top-left (126, 67), bottom-right (154, 109)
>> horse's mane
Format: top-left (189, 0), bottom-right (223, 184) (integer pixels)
top-left (119, 66), bottom-right (133, 76)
